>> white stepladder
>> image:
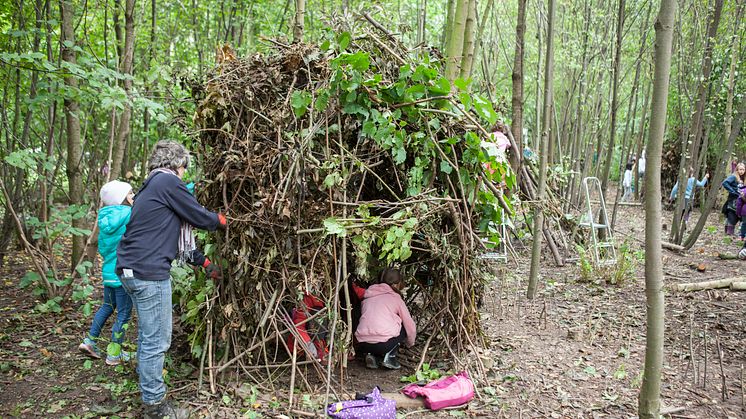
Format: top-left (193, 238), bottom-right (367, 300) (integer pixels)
top-left (579, 177), bottom-right (616, 266)
top-left (478, 207), bottom-right (509, 263)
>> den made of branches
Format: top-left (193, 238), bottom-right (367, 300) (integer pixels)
top-left (190, 27), bottom-right (514, 386)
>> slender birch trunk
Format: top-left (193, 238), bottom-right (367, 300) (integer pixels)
top-left (527, 0), bottom-right (556, 300)
top-left (638, 0), bottom-right (675, 416)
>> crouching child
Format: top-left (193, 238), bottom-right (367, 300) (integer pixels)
top-left (354, 268), bottom-right (416, 370)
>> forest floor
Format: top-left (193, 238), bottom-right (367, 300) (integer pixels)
top-left (1, 188), bottom-right (746, 418)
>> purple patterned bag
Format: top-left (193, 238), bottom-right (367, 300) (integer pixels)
top-left (326, 386), bottom-right (396, 419)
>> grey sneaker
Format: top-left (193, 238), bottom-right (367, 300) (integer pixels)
top-left (105, 350), bottom-right (132, 366)
top-left (143, 400), bottom-right (190, 419)
top-left (364, 353), bottom-right (379, 369)
top-left (78, 338), bottom-right (102, 359)
top-left (381, 347), bottom-right (401, 370)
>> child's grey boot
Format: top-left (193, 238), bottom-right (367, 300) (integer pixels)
top-left (381, 347), bottom-right (401, 370)
top-left (364, 353), bottom-right (379, 369)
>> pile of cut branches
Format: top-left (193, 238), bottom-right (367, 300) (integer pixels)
top-left (190, 22), bottom-right (513, 389)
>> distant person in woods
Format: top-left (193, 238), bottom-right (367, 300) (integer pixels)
top-left (637, 151), bottom-right (646, 200)
top-left (638, 152), bottom-right (646, 180)
top-left (355, 268), bottom-right (416, 370)
top-left (78, 181), bottom-right (134, 366)
top-left (722, 162), bottom-right (746, 236)
top-left (670, 169), bottom-right (709, 227)
top-left (736, 184), bottom-right (746, 241)
top-left (622, 162), bottom-right (634, 202)
top-left (116, 141), bottom-right (226, 419)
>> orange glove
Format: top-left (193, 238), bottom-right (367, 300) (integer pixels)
top-left (217, 213), bottom-right (227, 230)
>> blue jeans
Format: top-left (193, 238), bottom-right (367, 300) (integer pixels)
top-left (89, 285), bottom-right (132, 346)
top-left (120, 276), bottom-right (172, 405)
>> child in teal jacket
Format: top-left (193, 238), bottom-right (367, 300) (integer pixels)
top-left (78, 180), bottom-right (134, 365)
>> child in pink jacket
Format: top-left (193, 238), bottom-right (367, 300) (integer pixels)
top-left (354, 268), bottom-right (416, 370)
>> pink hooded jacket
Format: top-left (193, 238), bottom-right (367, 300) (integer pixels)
top-left (355, 283), bottom-right (417, 347)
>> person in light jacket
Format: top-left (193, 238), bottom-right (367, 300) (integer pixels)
top-left (355, 268), bottom-right (416, 370)
top-left (78, 180), bottom-right (134, 365)
top-left (722, 162), bottom-right (745, 236)
top-left (622, 162), bottom-right (634, 202)
top-left (670, 169), bottom-right (709, 224)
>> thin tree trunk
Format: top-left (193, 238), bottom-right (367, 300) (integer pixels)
top-left (683, 28), bottom-right (743, 250)
top-left (459, 0), bottom-right (477, 79)
top-left (416, 0), bottom-right (427, 45)
top-left (142, 0), bottom-right (156, 180)
top-left (471, 0), bottom-right (493, 75)
top-left (638, 0), bottom-right (675, 416)
top-left (113, 0), bottom-right (123, 60)
top-left (566, 0), bottom-right (592, 209)
top-left (687, 0), bottom-right (724, 174)
top-left (600, 0), bottom-right (625, 197)
top-left (634, 80), bottom-right (652, 201)
top-left (110, 0), bottom-right (135, 180)
top-left (527, 0), bottom-right (556, 300)
top-left (293, 0), bottom-right (305, 43)
top-left (670, 0), bottom-right (724, 243)
top-left (443, 0), bottom-right (456, 50)
top-left (0, 0), bottom-right (44, 264)
top-left (534, 0), bottom-right (543, 150)
top-left (445, 0), bottom-right (469, 81)
top-left (510, 0), bottom-right (527, 177)
top-left (60, 0), bottom-right (85, 269)
top-left (611, 4), bottom-right (651, 227)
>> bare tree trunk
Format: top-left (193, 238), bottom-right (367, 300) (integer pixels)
top-left (634, 81), bottom-right (651, 201)
top-left (459, 0), bottom-right (477, 79)
top-left (110, 0), bottom-right (135, 180)
top-left (445, 0), bottom-right (469, 81)
top-left (60, 0), bottom-right (85, 269)
top-left (527, 0), bottom-right (556, 300)
top-left (611, 4), bottom-right (651, 228)
top-left (670, 0), bottom-right (724, 243)
top-left (687, 0), bottom-right (724, 174)
top-left (0, 0), bottom-right (44, 265)
top-left (510, 0), bottom-right (527, 177)
top-left (600, 0), bottom-right (625, 197)
top-left (638, 0), bottom-right (675, 416)
top-left (534, 0), bottom-right (542, 150)
top-left (471, 0), bottom-right (493, 75)
top-left (683, 30), bottom-right (744, 250)
top-left (142, 0), bottom-right (156, 180)
top-left (293, 0), bottom-right (305, 43)
top-left (416, 0), bottom-right (427, 45)
top-left (443, 0), bottom-right (456, 50)
top-left (113, 0), bottom-right (123, 60)
top-left (565, 0), bottom-right (591, 210)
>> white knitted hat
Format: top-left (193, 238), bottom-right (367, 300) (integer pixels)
top-left (100, 180), bottom-right (132, 206)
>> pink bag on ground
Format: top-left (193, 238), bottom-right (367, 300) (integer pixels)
top-left (401, 371), bottom-right (475, 410)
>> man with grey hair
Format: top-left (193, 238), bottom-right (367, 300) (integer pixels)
top-left (117, 140), bottom-right (226, 418)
